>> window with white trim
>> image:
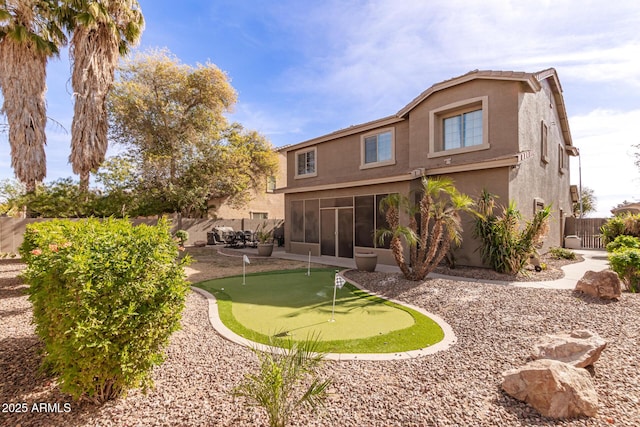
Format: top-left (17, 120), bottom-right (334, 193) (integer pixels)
top-left (361, 129), bottom-right (394, 168)
top-left (295, 148), bottom-right (317, 178)
top-left (429, 96), bottom-right (489, 158)
top-left (443, 109), bottom-right (483, 150)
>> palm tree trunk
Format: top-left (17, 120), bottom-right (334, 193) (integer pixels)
top-left (0, 31), bottom-right (48, 191)
top-left (69, 24), bottom-right (119, 189)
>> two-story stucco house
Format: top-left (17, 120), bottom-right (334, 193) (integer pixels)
top-left (281, 68), bottom-right (577, 267)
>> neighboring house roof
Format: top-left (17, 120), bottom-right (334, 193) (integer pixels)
top-left (611, 202), bottom-right (640, 216)
top-left (284, 68), bottom-right (573, 152)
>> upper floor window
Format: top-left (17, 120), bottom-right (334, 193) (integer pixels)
top-left (558, 144), bottom-right (568, 174)
top-left (443, 109), bottom-right (482, 150)
top-left (429, 96), bottom-right (489, 158)
top-left (540, 121), bottom-right (549, 164)
top-left (295, 147), bottom-right (317, 178)
top-left (266, 176), bottom-right (276, 193)
top-left (361, 128), bottom-right (395, 169)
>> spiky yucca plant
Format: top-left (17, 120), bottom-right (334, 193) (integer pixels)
top-left (474, 190), bottom-right (551, 275)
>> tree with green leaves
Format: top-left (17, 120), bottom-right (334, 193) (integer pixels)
top-left (376, 177), bottom-right (474, 281)
top-left (573, 186), bottom-right (597, 217)
top-left (0, 0), bottom-right (65, 191)
top-left (107, 49), bottom-right (278, 217)
top-left (1, 177), bottom-right (101, 218)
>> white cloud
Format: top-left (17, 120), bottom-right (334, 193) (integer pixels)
top-left (278, 0), bottom-right (640, 109)
top-left (569, 109), bottom-right (640, 217)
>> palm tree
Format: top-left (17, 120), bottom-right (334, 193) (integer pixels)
top-left (377, 177), bottom-right (474, 281)
top-left (63, 0), bottom-right (144, 191)
top-left (0, 0), bottom-right (65, 191)
top-left (233, 335), bottom-right (331, 427)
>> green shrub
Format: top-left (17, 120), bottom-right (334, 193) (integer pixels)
top-left (474, 191), bottom-right (551, 275)
top-left (174, 229), bottom-right (189, 246)
top-left (548, 247), bottom-right (577, 260)
top-left (608, 248), bottom-right (640, 292)
top-left (605, 235), bottom-right (640, 253)
top-left (601, 213), bottom-right (640, 244)
top-left (20, 218), bottom-right (190, 402)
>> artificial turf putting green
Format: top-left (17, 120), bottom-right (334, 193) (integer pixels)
top-left (195, 268), bottom-right (444, 353)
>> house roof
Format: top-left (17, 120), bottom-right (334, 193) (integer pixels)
top-left (611, 202), bottom-right (640, 216)
top-left (284, 68), bottom-right (574, 152)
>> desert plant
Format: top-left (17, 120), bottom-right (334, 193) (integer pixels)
top-left (19, 218), bottom-right (190, 402)
top-left (233, 335), bottom-right (331, 427)
top-left (376, 177), bottom-right (474, 281)
top-left (601, 213), bottom-right (640, 244)
top-left (255, 220), bottom-right (283, 244)
top-left (474, 190), bottom-right (551, 275)
top-left (548, 247), bottom-right (577, 260)
top-left (605, 235), bottom-right (640, 253)
top-left (174, 229), bottom-right (189, 246)
top-left (608, 248), bottom-right (640, 292)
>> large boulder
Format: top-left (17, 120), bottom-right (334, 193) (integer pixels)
top-left (575, 270), bottom-right (621, 300)
top-left (531, 330), bottom-right (607, 368)
top-left (502, 359), bottom-right (598, 419)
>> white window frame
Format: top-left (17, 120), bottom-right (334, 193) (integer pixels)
top-left (428, 96), bottom-right (489, 158)
top-left (294, 147), bottom-right (317, 179)
top-left (360, 128), bottom-right (396, 169)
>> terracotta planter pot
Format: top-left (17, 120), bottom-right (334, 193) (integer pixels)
top-left (257, 243), bottom-right (274, 257)
top-left (355, 252), bottom-right (378, 272)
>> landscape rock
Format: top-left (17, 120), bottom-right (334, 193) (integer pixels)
top-left (575, 270), bottom-right (622, 300)
top-left (502, 359), bottom-right (599, 419)
top-left (193, 240), bottom-right (207, 247)
top-left (531, 329), bottom-right (607, 368)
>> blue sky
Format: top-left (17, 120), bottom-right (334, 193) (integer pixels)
top-left (1, 0), bottom-right (639, 216)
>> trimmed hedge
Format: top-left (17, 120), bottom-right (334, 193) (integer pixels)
top-left (20, 218), bottom-right (191, 402)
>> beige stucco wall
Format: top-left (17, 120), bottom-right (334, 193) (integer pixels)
top-left (408, 79), bottom-right (522, 171)
top-left (286, 120), bottom-right (410, 191)
top-left (512, 79), bottom-right (573, 251)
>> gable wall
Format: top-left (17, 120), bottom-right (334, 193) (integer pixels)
top-left (511, 79), bottom-right (573, 250)
top-left (407, 79), bottom-right (522, 171)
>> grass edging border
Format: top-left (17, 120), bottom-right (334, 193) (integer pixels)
top-left (190, 269), bottom-right (457, 361)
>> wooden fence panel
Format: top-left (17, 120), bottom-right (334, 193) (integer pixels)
top-left (564, 217), bottom-right (608, 249)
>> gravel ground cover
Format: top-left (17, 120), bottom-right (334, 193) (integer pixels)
top-left (2, 250), bottom-right (639, 426)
